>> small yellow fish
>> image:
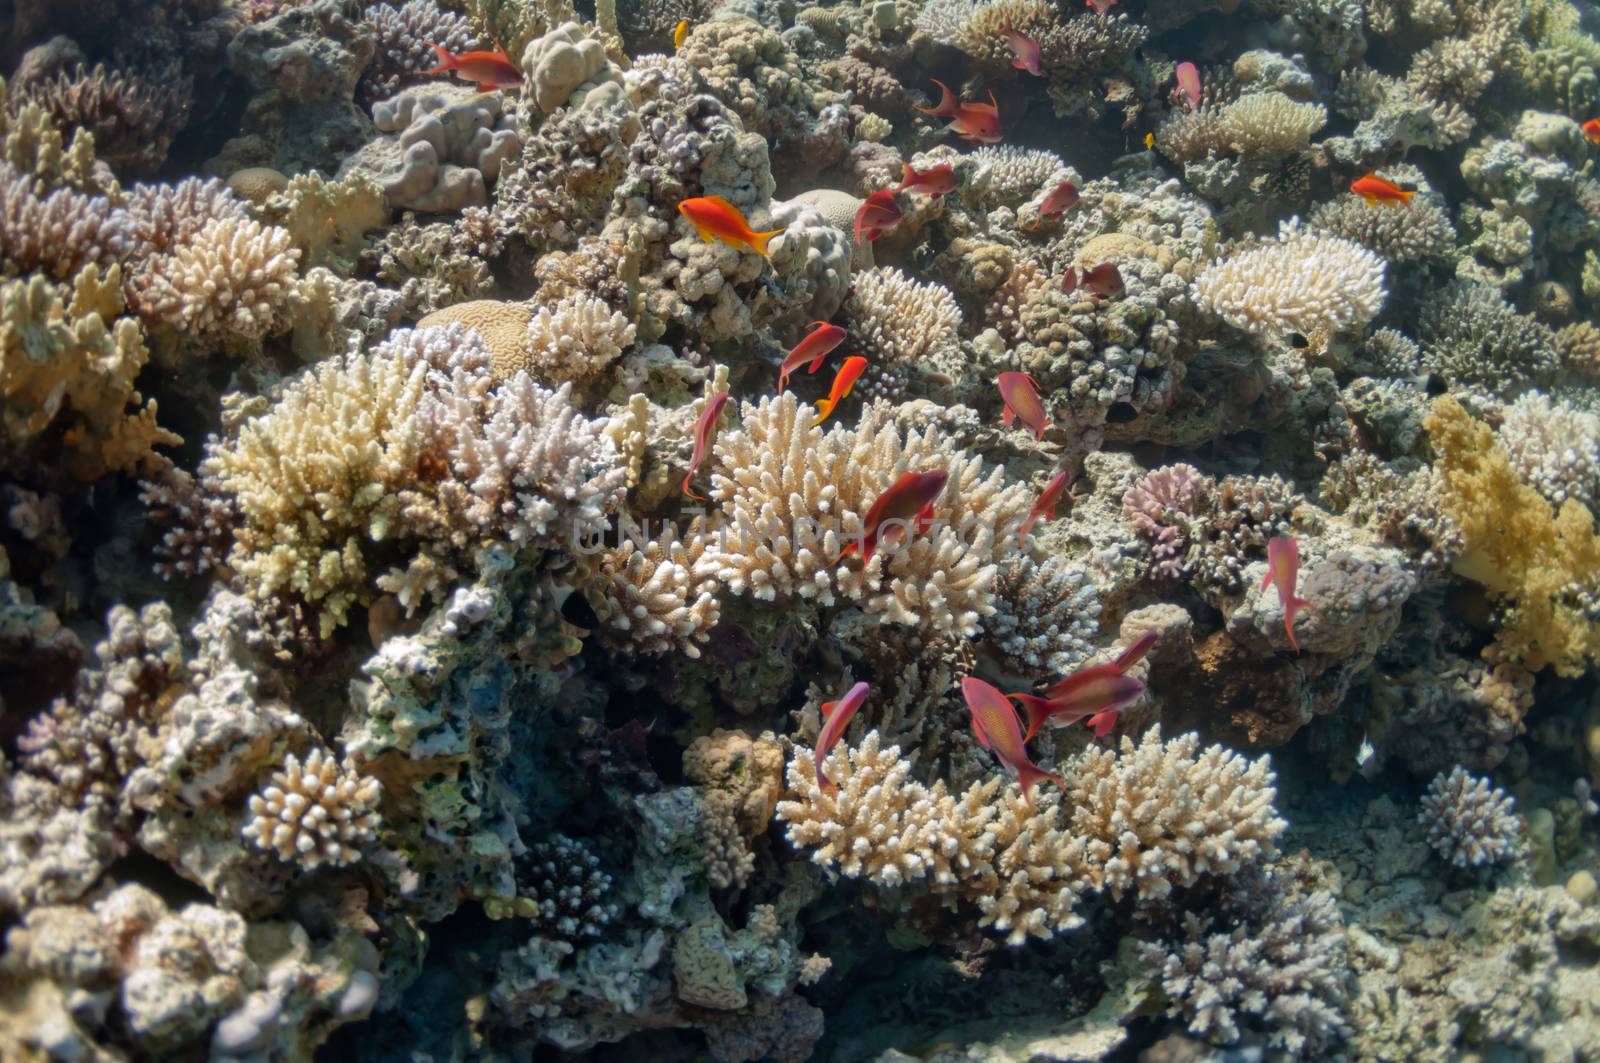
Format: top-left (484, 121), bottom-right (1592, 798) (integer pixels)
top-left (674, 19), bottom-right (689, 48)
top-left (1144, 131), bottom-right (1155, 150)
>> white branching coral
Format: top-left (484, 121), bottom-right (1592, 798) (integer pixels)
top-left (129, 215), bottom-right (301, 344)
top-left (243, 748), bottom-right (381, 871)
top-left (705, 393), bottom-right (1031, 636)
top-left (985, 556), bottom-right (1102, 675)
top-left (1496, 392), bottom-right (1600, 509)
top-left (1216, 92), bottom-right (1327, 158)
top-left (970, 145), bottom-right (1074, 206)
top-left (124, 177), bottom-right (249, 258)
top-left (596, 522), bottom-right (721, 656)
top-left (1419, 766), bottom-right (1520, 868)
top-left (1192, 220), bottom-right (1386, 339)
top-left (846, 267), bottom-right (963, 364)
top-left (521, 293), bottom-right (637, 384)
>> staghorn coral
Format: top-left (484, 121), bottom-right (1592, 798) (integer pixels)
top-left (985, 555), bottom-right (1102, 676)
top-left (127, 215), bottom-right (301, 348)
top-left (1418, 281), bottom-right (1559, 401)
top-left (242, 748), bottom-right (382, 872)
top-left (1419, 765), bottom-right (1521, 868)
top-left (13, 62), bottom-right (192, 176)
top-left (1192, 220), bottom-right (1386, 339)
top-left (520, 293), bottom-right (637, 386)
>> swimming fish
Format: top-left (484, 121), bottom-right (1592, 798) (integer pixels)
top-left (998, 371), bottom-right (1049, 441)
top-left (423, 43), bottom-right (523, 91)
top-left (1350, 172), bottom-right (1414, 207)
top-left (1018, 468), bottom-right (1071, 546)
top-left (779, 321), bottom-right (848, 392)
top-left (962, 678), bottom-right (1065, 810)
top-left (853, 189), bottom-right (902, 245)
top-left (673, 18), bottom-right (689, 48)
top-left (1003, 27), bottom-right (1043, 76)
top-left (1174, 61), bottom-right (1202, 109)
top-left (915, 78), bottom-right (1004, 144)
top-left (813, 356), bottom-right (868, 426)
top-left (1085, 0), bottom-right (1118, 12)
top-left (1144, 131), bottom-right (1155, 150)
top-left (1035, 179), bottom-right (1078, 219)
top-left (814, 681), bottom-right (870, 795)
top-left (682, 390), bottom-right (730, 501)
top-left (678, 195), bottom-right (785, 255)
top-left (1584, 118), bottom-right (1600, 144)
top-left (894, 161), bottom-right (959, 198)
top-left (1355, 733), bottom-right (1378, 780)
top-left (1015, 630), bottom-right (1158, 740)
top-left (1008, 672), bottom-right (1144, 742)
top-left (1262, 535), bottom-right (1315, 653)
top-left (839, 469), bottom-right (949, 564)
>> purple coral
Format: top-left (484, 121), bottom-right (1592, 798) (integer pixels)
top-left (1419, 766), bottom-right (1520, 868)
top-left (1123, 463), bottom-right (1214, 579)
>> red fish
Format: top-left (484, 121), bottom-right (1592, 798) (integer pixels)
top-left (998, 371), bottom-right (1049, 441)
top-left (1262, 535), bottom-right (1315, 653)
top-left (1082, 262), bottom-right (1124, 298)
top-left (853, 189), bottom-right (902, 245)
top-left (1018, 468), bottom-right (1070, 546)
top-left (1035, 180), bottom-right (1078, 219)
top-left (1174, 62), bottom-right (1202, 109)
top-left (962, 678), bottom-right (1065, 810)
top-left (915, 79), bottom-right (1004, 144)
top-left (423, 43), bottom-right (523, 91)
top-left (894, 162), bottom-right (958, 198)
top-left (1085, 0), bottom-right (1118, 11)
top-left (1015, 630), bottom-right (1158, 740)
top-left (779, 321), bottom-right (847, 392)
top-left (1009, 673), bottom-right (1143, 742)
top-left (682, 390), bottom-right (729, 500)
top-left (1585, 118), bottom-right (1600, 144)
top-left (678, 195), bottom-right (786, 255)
top-left (1003, 27), bottom-right (1042, 76)
top-left (814, 681), bottom-right (870, 795)
top-left (813, 356), bottom-right (868, 426)
top-left (839, 469), bottom-right (949, 564)
top-left (1350, 173), bottom-right (1414, 207)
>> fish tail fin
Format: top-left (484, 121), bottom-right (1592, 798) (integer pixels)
top-left (423, 43), bottom-right (456, 74)
top-left (681, 473), bottom-right (705, 501)
top-left (915, 78), bottom-right (957, 117)
top-left (1003, 404), bottom-right (1016, 428)
top-left (777, 371), bottom-right (789, 394)
top-left (1017, 765), bottom-right (1065, 809)
top-left (1017, 519), bottom-right (1033, 549)
top-left (1399, 188), bottom-right (1416, 206)
top-left (749, 227), bottom-right (784, 257)
top-left (812, 399), bottom-right (836, 426)
top-left (1008, 694), bottom-right (1048, 742)
top-left (896, 162), bottom-right (915, 190)
top-left (1285, 619), bottom-right (1302, 655)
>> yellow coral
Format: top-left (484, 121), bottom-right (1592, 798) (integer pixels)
top-left (1425, 395), bottom-right (1600, 675)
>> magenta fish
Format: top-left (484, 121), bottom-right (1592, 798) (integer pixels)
top-left (1003, 27), bottom-right (1042, 76)
top-left (814, 681), bottom-right (871, 795)
top-left (1175, 62), bottom-right (1202, 109)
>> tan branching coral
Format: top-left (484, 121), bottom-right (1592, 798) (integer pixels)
top-left (519, 293), bottom-right (637, 385)
top-left (124, 177), bottom-right (249, 258)
top-left (1216, 92), bottom-right (1326, 159)
top-left (1192, 220), bottom-right (1386, 338)
top-left (15, 62), bottom-right (193, 176)
top-left (705, 393), bottom-right (1031, 636)
top-left (243, 748), bottom-right (382, 871)
top-left (1309, 191), bottom-right (1456, 263)
top-left (845, 267), bottom-right (962, 365)
top-left (128, 216), bottom-right (301, 346)
top-left (595, 522), bottom-right (721, 656)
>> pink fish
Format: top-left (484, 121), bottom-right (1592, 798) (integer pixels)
top-left (894, 161), bottom-right (959, 198)
top-left (1081, 262), bottom-right (1124, 298)
top-left (838, 469), bottom-right (948, 565)
top-left (1085, 0), bottom-right (1118, 11)
top-left (853, 189), bottom-right (902, 245)
top-left (1014, 630), bottom-right (1158, 740)
top-left (814, 681), bottom-right (871, 795)
top-left (1035, 180), bottom-right (1078, 219)
top-left (962, 678), bottom-right (1065, 810)
top-left (915, 79), bottom-right (1004, 144)
top-left (1018, 468), bottom-right (1071, 546)
top-left (682, 390), bottom-right (729, 501)
top-left (1262, 536), bottom-right (1315, 653)
top-left (779, 321), bottom-right (847, 392)
top-left (1175, 62), bottom-right (1202, 109)
top-left (1003, 27), bottom-right (1042, 76)
top-left (998, 371), bottom-right (1049, 441)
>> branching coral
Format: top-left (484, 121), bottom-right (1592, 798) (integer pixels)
top-left (0, 161), bottom-right (133, 280)
top-left (242, 748), bottom-right (382, 871)
top-left (360, 0), bottom-right (479, 102)
top-left (1309, 190), bottom-right (1456, 263)
top-left (14, 62), bottom-right (192, 176)
top-left (127, 216), bottom-right (301, 347)
top-left (595, 522), bottom-right (721, 657)
top-left (1123, 464), bottom-right (1214, 580)
top-left (985, 556), bottom-right (1101, 676)
top-left (124, 177), bottom-right (250, 259)
top-left (1192, 220), bottom-right (1386, 339)
top-left (1216, 92), bottom-right (1327, 159)
top-left (1419, 765), bottom-right (1521, 867)
top-left (1497, 392), bottom-right (1600, 509)
top-left (1418, 281), bottom-right (1558, 400)
top-left (844, 267), bottom-right (962, 365)
top-left (517, 834), bottom-right (621, 938)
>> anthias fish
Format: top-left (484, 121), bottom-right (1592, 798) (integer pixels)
top-left (1585, 118), bottom-right (1600, 144)
top-left (424, 43), bottom-right (523, 91)
top-left (678, 195), bottom-right (785, 256)
top-left (1018, 468), bottom-right (1071, 545)
top-left (962, 678), bottom-right (1065, 810)
top-left (998, 371), bottom-right (1049, 441)
top-left (813, 356), bottom-right (868, 426)
top-left (1174, 62), bottom-right (1202, 109)
top-left (779, 322), bottom-right (847, 392)
top-left (1017, 630), bottom-right (1159, 740)
top-left (681, 390), bottom-right (729, 501)
top-left (1009, 672), bottom-right (1144, 742)
top-left (1003, 27), bottom-right (1042, 76)
top-left (915, 79), bottom-right (1004, 144)
top-left (1036, 180), bottom-right (1078, 219)
top-left (894, 162), bottom-right (959, 198)
top-left (814, 681), bottom-right (870, 795)
top-left (839, 469), bottom-right (949, 564)
top-left (1085, 0), bottom-right (1118, 12)
top-left (853, 189), bottom-right (902, 245)
top-left (1351, 172), bottom-right (1415, 207)
top-left (1262, 535), bottom-right (1315, 653)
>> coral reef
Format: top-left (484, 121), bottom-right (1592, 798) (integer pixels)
top-left (1419, 765), bottom-right (1522, 868)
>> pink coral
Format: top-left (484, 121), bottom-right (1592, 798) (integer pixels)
top-left (1123, 464), bottom-right (1214, 579)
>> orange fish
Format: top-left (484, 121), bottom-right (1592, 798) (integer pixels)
top-left (1015, 630), bottom-right (1157, 740)
top-left (1003, 27), bottom-right (1042, 76)
top-left (962, 678), bottom-right (1065, 810)
top-left (1585, 118), bottom-right (1600, 144)
top-left (1018, 468), bottom-right (1070, 546)
top-left (894, 162), bottom-right (958, 198)
top-left (423, 43), bottom-right (523, 91)
top-left (813, 356), bottom-right (868, 426)
top-left (839, 469), bottom-right (949, 564)
top-left (1036, 180), bottom-right (1078, 219)
top-left (1350, 172), bottom-right (1414, 207)
top-left (682, 390), bottom-right (729, 501)
top-left (1262, 535), bottom-right (1315, 653)
top-left (814, 681), bottom-right (870, 795)
top-left (998, 371), bottom-right (1049, 441)
top-left (915, 78), bottom-right (1004, 145)
top-left (779, 321), bottom-right (847, 392)
top-left (678, 195), bottom-right (785, 255)
top-left (853, 189), bottom-right (902, 245)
